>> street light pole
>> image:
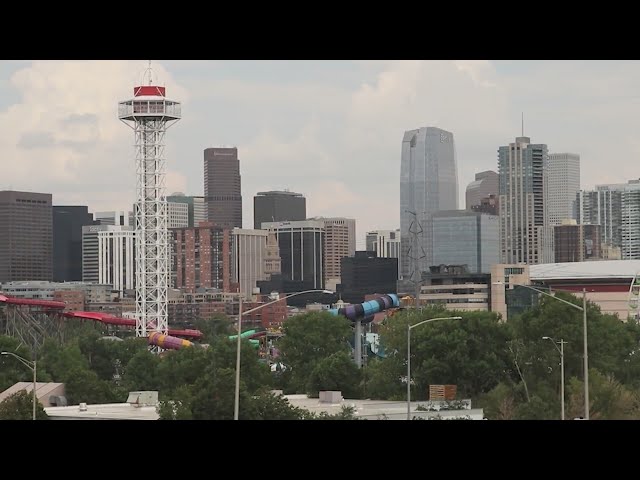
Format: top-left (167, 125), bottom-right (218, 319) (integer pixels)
top-left (583, 288), bottom-right (589, 420)
top-left (494, 281), bottom-right (589, 420)
top-left (543, 336), bottom-right (567, 420)
top-left (233, 294), bottom-right (242, 421)
top-left (232, 289), bottom-right (333, 420)
top-left (1, 351), bottom-right (37, 420)
top-left (406, 316), bottom-right (462, 421)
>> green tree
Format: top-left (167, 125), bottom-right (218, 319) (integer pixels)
top-left (374, 308), bottom-right (511, 400)
top-left (245, 391), bottom-right (306, 420)
top-left (278, 312), bottom-right (353, 393)
top-left (306, 351), bottom-right (362, 398)
top-left (64, 367), bottom-right (120, 405)
top-left (566, 369), bottom-right (640, 420)
top-left (0, 391), bottom-right (49, 420)
top-left (121, 349), bottom-right (161, 393)
top-left (193, 314), bottom-right (234, 342)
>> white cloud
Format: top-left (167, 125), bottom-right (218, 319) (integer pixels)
top-left (3, 60), bottom-right (640, 247)
top-left (0, 60), bottom-right (188, 211)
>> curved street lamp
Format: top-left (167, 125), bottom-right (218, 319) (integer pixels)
top-left (542, 336), bottom-right (567, 420)
top-left (406, 316), bottom-right (462, 420)
top-left (234, 289), bottom-right (334, 420)
top-left (494, 281), bottom-right (589, 420)
top-left (1, 351), bottom-right (37, 420)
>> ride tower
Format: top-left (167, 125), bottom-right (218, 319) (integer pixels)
top-left (118, 65), bottom-right (181, 341)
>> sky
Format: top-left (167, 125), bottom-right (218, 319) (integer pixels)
top-left (1, 60), bottom-right (639, 249)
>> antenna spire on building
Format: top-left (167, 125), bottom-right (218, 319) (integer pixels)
top-left (521, 112), bottom-right (524, 136)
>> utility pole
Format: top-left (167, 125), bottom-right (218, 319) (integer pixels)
top-left (406, 210), bottom-right (425, 309)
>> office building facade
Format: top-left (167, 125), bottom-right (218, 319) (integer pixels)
top-left (431, 210), bottom-right (499, 274)
top-left (498, 136), bottom-right (552, 264)
top-left (466, 170), bottom-right (498, 210)
top-left (53, 206), bottom-right (95, 282)
top-left (82, 224), bottom-right (136, 294)
top-left (204, 147), bottom-right (242, 228)
top-left (0, 191), bottom-right (53, 282)
top-left (232, 228), bottom-right (268, 298)
top-left (310, 217), bottom-right (355, 290)
top-left (400, 127), bottom-right (458, 282)
top-left (261, 220), bottom-right (325, 290)
top-left (167, 193), bottom-right (207, 228)
top-left (547, 153), bottom-right (580, 225)
top-left (254, 190), bottom-right (306, 229)
top-left (366, 229), bottom-right (401, 279)
top-left (554, 220), bottom-right (601, 263)
top-left (336, 251), bottom-right (397, 304)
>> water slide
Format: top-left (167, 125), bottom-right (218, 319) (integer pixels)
top-left (327, 294), bottom-right (400, 362)
top-left (0, 294), bottom-right (200, 350)
top-left (327, 294), bottom-right (400, 322)
top-left (229, 329), bottom-right (265, 347)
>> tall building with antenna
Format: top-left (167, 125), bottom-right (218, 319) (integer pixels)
top-left (399, 127), bottom-right (458, 285)
top-left (118, 62), bottom-right (181, 339)
top-left (498, 134), bottom-right (552, 264)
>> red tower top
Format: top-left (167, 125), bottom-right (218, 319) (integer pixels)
top-left (134, 85), bottom-right (166, 97)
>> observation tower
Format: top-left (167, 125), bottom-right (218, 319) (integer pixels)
top-left (118, 64), bottom-right (181, 340)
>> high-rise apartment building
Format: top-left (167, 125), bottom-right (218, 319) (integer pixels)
top-left (309, 217), bottom-right (355, 290)
top-left (554, 220), bottom-right (601, 263)
top-left (204, 147), bottom-right (242, 228)
top-left (400, 127), bottom-right (458, 282)
top-left (498, 136), bottom-right (552, 264)
top-left (431, 210), bottom-right (499, 274)
top-left (53, 206), bottom-right (95, 282)
top-left (172, 222), bottom-right (232, 293)
top-left (232, 229), bottom-right (268, 298)
top-left (254, 190), bottom-right (306, 229)
top-left (366, 229), bottom-right (401, 279)
top-left (262, 220), bottom-right (325, 290)
top-left (577, 180), bottom-right (640, 259)
top-left (547, 153), bottom-right (580, 224)
top-left (0, 191), bottom-right (53, 282)
top-left (466, 171), bottom-right (498, 210)
top-left (81, 224), bottom-right (136, 294)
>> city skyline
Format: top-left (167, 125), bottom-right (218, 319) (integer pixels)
top-left (1, 60), bottom-right (640, 248)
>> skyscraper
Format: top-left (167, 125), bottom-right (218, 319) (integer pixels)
top-left (466, 171), bottom-right (498, 210)
top-left (53, 206), bottom-right (95, 282)
top-left (400, 127), bottom-right (458, 282)
top-left (547, 153), bottom-right (581, 224)
top-left (498, 136), bottom-right (552, 264)
top-left (204, 147), bottom-right (242, 228)
top-left (254, 190), bottom-right (306, 229)
top-left (0, 191), bottom-right (53, 282)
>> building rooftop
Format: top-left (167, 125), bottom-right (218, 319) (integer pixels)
top-left (0, 382), bottom-right (64, 405)
top-left (256, 190), bottom-right (304, 197)
top-left (530, 260), bottom-right (640, 280)
top-left (45, 403), bottom-right (159, 420)
top-left (284, 394), bottom-right (484, 420)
